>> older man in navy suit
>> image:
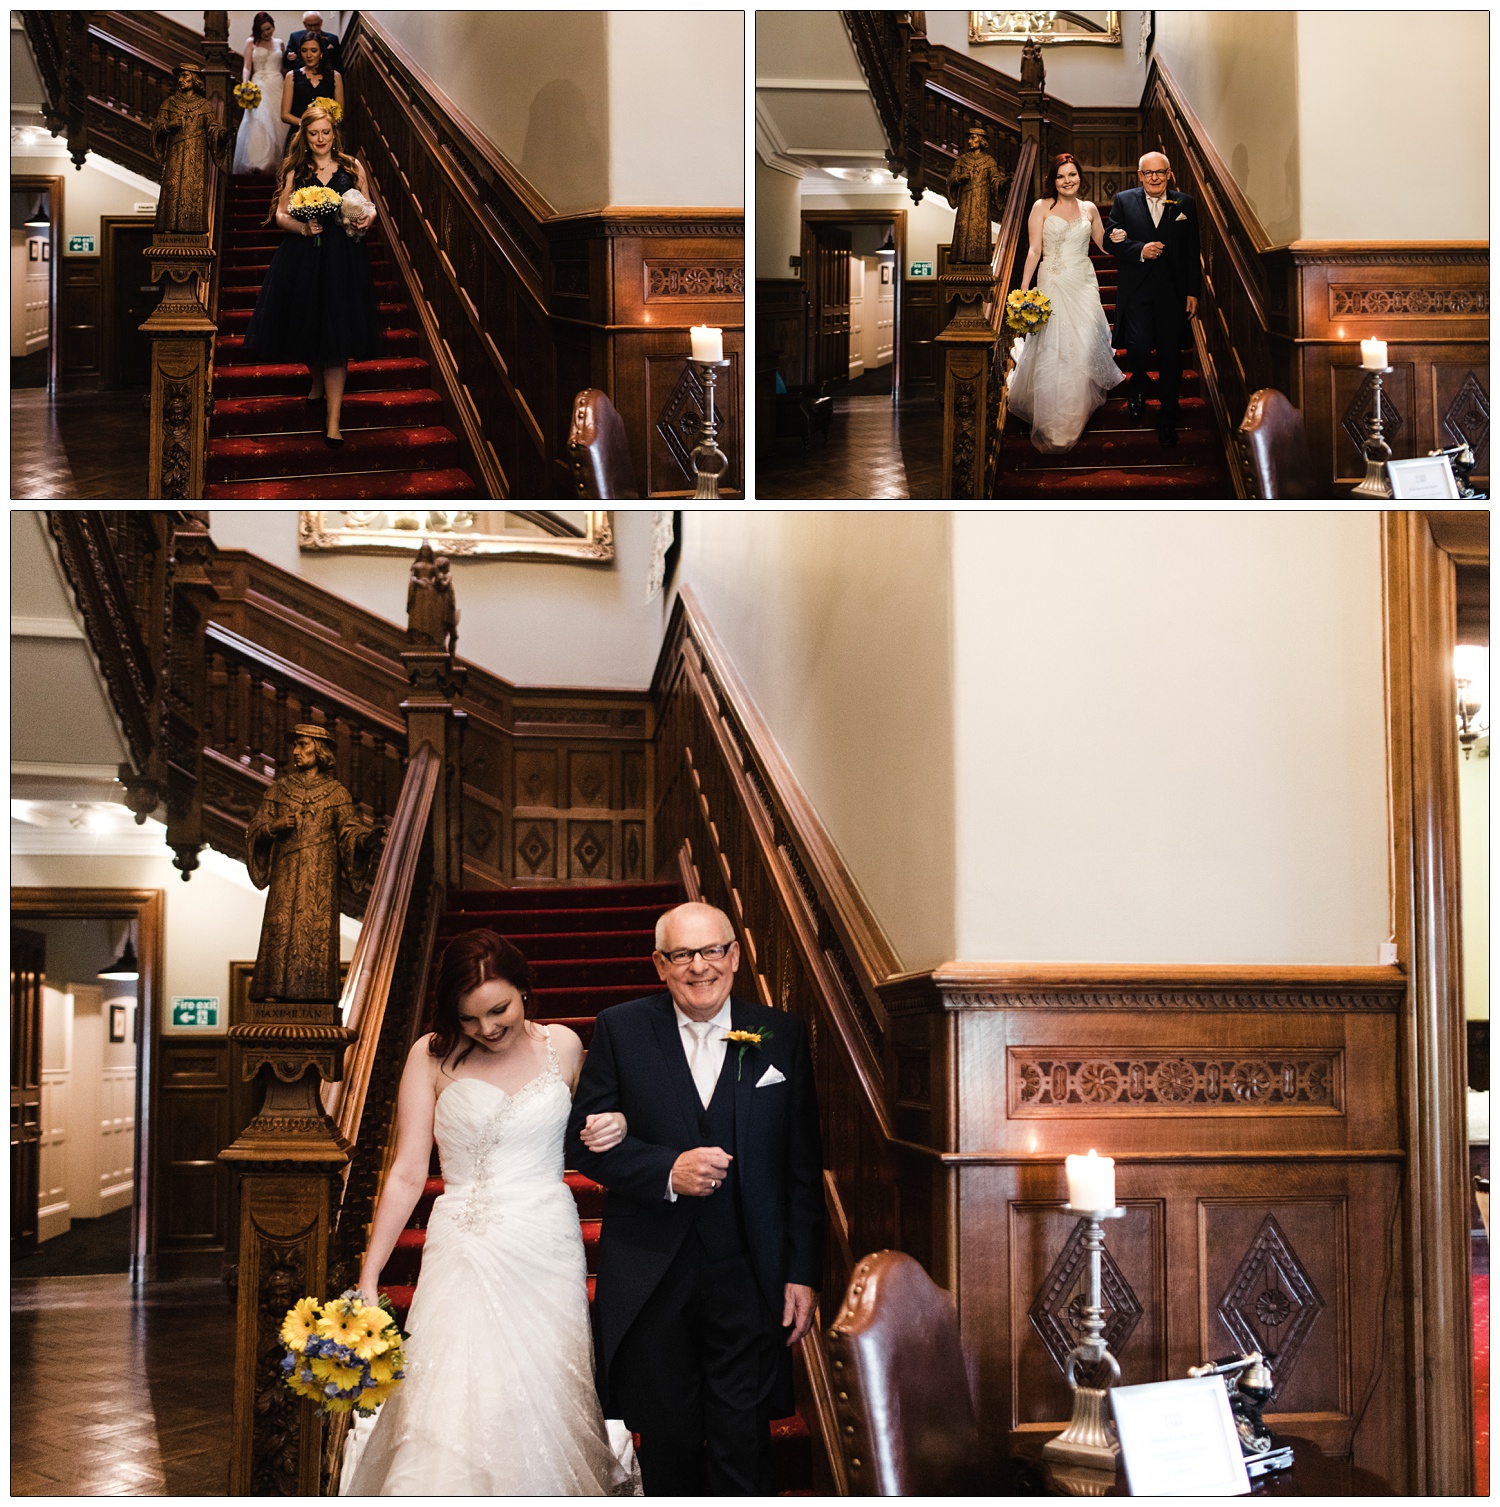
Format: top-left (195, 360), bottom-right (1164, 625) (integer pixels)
top-left (284, 10), bottom-right (341, 73)
top-left (567, 901), bottom-right (823, 1495)
top-left (1104, 150), bottom-right (1200, 448)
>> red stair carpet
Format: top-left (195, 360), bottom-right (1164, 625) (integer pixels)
top-left (378, 882), bottom-right (815, 1493)
top-left (998, 201), bottom-right (1235, 498)
top-left (207, 173), bottom-right (478, 500)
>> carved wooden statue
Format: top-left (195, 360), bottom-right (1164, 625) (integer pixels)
top-left (406, 540), bottom-right (458, 656)
top-left (946, 126), bottom-right (1008, 264)
top-left (246, 725), bottom-right (383, 1001)
top-left (1020, 36), bottom-right (1046, 92)
top-left (151, 62), bottom-right (233, 236)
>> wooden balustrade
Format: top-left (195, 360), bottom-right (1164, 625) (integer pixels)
top-left (985, 137), bottom-right (1038, 495)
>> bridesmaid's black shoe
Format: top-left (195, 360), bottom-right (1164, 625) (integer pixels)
top-left (305, 392), bottom-right (325, 407)
top-left (323, 432), bottom-right (344, 448)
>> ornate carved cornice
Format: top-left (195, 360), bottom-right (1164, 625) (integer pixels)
top-left (880, 963), bottom-right (1406, 1014)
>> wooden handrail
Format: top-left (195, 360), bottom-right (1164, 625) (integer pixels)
top-left (326, 742), bottom-right (441, 1139)
top-left (985, 137), bottom-right (1037, 494)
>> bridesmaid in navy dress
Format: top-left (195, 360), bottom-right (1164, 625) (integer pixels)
top-left (279, 32), bottom-right (343, 152)
top-left (244, 102), bottom-right (381, 445)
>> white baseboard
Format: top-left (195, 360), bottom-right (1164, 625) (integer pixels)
top-left (98, 1181), bottom-right (134, 1216)
top-left (38, 1202), bottom-right (72, 1242)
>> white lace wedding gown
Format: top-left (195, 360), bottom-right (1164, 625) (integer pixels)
top-left (341, 1030), bottom-right (639, 1496)
top-left (1006, 207), bottom-right (1126, 453)
top-left (232, 42), bottom-right (285, 175)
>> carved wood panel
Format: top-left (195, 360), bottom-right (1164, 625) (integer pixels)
top-left (155, 1038), bottom-right (230, 1274)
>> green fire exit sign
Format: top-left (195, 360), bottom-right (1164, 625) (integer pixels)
top-left (68, 235), bottom-right (96, 253)
top-left (172, 996), bottom-right (220, 1028)
top-left (909, 261), bottom-right (933, 277)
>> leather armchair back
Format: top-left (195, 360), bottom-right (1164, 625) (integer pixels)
top-left (824, 1250), bottom-right (982, 1494)
top-left (1240, 388), bottom-right (1316, 499)
top-left (568, 388), bottom-right (640, 499)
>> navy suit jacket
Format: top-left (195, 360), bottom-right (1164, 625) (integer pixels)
top-left (1104, 186), bottom-right (1200, 341)
top-left (566, 992), bottom-right (823, 1405)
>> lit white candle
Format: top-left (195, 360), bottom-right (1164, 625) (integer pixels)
top-left (690, 326), bottom-right (723, 363)
top-left (1360, 338), bottom-right (1387, 370)
top-left (1065, 1149), bottom-right (1116, 1212)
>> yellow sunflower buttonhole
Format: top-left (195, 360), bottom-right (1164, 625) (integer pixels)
top-left (725, 1026), bottom-right (774, 1081)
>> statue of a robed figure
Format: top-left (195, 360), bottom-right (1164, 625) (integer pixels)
top-left (246, 723), bottom-right (385, 1002)
top-left (151, 62), bottom-right (233, 237)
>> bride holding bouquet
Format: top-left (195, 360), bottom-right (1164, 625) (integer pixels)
top-left (243, 102), bottom-right (381, 447)
top-left (231, 13), bottom-right (284, 175)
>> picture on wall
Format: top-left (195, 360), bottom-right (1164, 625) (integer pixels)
top-left (28, 240), bottom-right (38, 261)
top-left (109, 1003), bottom-right (128, 1043)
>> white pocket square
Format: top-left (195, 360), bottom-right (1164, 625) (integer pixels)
top-left (1175, 212), bottom-right (1188, 221)
top-left (755, 1064), bottom-right (786, 1088)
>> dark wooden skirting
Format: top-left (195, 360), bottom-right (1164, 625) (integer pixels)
top-left (11, 888), bottom-right (165, 1283)
top-left (341, 15), bottom-right (744, 499)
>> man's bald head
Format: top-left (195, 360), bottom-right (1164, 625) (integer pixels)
top-left (655, 901), bottom-right (734, 952)
top-left (653, 902), bottom-right (739, 1021)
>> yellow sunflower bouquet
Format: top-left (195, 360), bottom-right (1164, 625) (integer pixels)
top-left (288, 185), bottom-right (343, 245)
top-left (280, 1291), bottom-right (407, 1416)
top-left (1004, 287), bottom-right (1053, 334)
top-left (233, 81), bottom-right (262, 110)
top-left (311, 95), bottom-right (343, 124)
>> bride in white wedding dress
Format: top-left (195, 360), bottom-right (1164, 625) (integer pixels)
top-left (342, 930), bottom-right (639, 1495)
top-left (232, 14), bottom-right (285, 175)
top-left (1006, 153), bottom-right (1126, 453)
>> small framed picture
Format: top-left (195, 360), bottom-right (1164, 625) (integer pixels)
top-left (1386, 454), bottom-right (1461, 500)
top-left (28, 240), bottom-right (39, 262)
top-left (41, 241), bottom-right (50, 262)
top-left (880, 262), bottom-right (892, 285)
top-left (109, 1003), bottom-right (128, 1043)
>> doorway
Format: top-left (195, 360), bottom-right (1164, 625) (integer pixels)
top-left (10, 889), bottom-right (163, 1283)
top-left (800, 210), bottom-right (906, 400)
top-left (11, 174), bottom-right (64, 397)
top-left (101, 216), bottom-right (161, 389)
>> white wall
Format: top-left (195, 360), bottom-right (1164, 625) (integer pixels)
top-left (1293, 11), bottom-right (1487, 241)
top-left (924, 9), bottom-right (1152, 108)
top-left (1153, 10), bottom-right (1301, 244)
top-left (670, 511), bottom-right (957, 970)
top-left (950, 512), bottom-right (1390, 965)
top-left (9, 148), bottom-right (158, 254)
top-left (606, 12), bottom-right (742, 210)
top-left (205, 509), bottom-right (667, 689)
top-left (756, 156), bottom-right (802, 277)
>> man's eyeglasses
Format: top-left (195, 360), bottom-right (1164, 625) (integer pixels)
top-left (659, 942), bottom-right (734, 967)
top-left (1139, 169), bottom-right (1170, 179)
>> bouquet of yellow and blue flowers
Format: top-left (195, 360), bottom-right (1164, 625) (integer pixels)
top-left (311, 95), bottom-right (343, 124)
top-left (288, 185), bottom-right (343, 245)
top-left (1004, 287), bottom-right (1053, 334)
top-left (280, 1290), bottom-right (407, 1416)
top-left (233, 81), bottom-right (262, 110)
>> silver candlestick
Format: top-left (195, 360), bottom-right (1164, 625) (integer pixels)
top-left (690, 358), bottom-right (731, 499)
top-left (1351, 365), bottom-right (1394, 498)
top-left (1043, 1207), bottom-right (1126, 1471)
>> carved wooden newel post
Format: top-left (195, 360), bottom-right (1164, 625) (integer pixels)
top-left (402, 542), bottom-right (467, 892)
top-left (222, 724), bottom-right (384, 1494)
top-left (144, 14), bottom-right (233, 499)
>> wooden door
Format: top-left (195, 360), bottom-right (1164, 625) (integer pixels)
top-left (803, 221), bottom-right (851, 387)
top-left (103, 220), bottom-right (160, 388)
top-left (11, 927), bottom-right (44, 1257)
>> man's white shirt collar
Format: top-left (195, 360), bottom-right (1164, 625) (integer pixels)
top-left (674, 998), bottom-right (733, 1034)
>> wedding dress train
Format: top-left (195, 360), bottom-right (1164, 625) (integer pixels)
top-left (341, 1030), bottom-right (639, 1495)
top-left (1007, 208), bottom-right (1126, 453)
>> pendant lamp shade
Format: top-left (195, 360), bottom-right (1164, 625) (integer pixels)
top-left (99, 936), bottom-right (140, 980)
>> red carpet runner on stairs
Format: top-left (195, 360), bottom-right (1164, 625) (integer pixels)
top-left (998, 200), bottom-right (1234, 498)
top-left (206, 174), bottom-right (479, 500)
top-left (378, 882), bottom-right (815, 1493)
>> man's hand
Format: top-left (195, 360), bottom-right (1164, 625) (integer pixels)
top-left (670, 1146), bottom-right (731, 1197)
top-left (1143, 240), bottom-right (1165, 260)
top-left (782, 1283), bottom-right (816, 1347)
top-left (1185, 295), bottom-right (1199, 318)
top-left (1109, 227), bottom-right (1127, 243)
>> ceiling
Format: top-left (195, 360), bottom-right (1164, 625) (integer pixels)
top-left (755, 12), bottom-right (904, 194)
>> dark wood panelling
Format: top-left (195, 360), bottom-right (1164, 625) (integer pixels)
top-left (59, 254), bottom-right (101, 385)
top-left (902, 283), bottom-right (941, 397)
top-left (156, 1038), bottom-right (230, 1273)
top-left (757, 279), bottom-right (809, 447)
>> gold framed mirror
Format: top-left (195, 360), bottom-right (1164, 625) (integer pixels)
top-left (968, 11), bottom-right (1122, 45)
top-left (298, 511), bottom-right (614, 562)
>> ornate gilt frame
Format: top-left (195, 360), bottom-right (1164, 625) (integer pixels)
top-left (297, 511), bottom-right (615, 562)
top-left (968, 11), bottom-right (1122, 45)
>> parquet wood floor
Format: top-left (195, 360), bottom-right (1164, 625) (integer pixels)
top-left (10, 389), bottom-right (151, 500)
top-left (758, 394), bottom-right (944, 500)
top-left (11, 1276), bottom-right (233, 1496)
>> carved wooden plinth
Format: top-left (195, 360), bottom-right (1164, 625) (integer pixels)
top-left (936, 295), bottom-right (999, 499)
top-left (143, 238), bottom-right (216, 500)
top-left (221, 1000), bottom-right (354, 1496)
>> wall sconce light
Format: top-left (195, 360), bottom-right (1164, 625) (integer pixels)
top-left (1455, 645), bottom-right (1489, 759)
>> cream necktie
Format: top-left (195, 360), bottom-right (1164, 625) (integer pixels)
top-left (685, 1021), bottom-right (718, 1109)
top-left (1148, 194), bottom-right (1165, 227)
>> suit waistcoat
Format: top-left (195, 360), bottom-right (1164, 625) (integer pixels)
top-left (694, 1058), bottom-right (748, 1259)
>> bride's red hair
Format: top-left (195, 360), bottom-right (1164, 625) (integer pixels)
top-left (427, 929), bottom-right (536, 1068)
top-left (1044, 153), bottom-right (1082, 205)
